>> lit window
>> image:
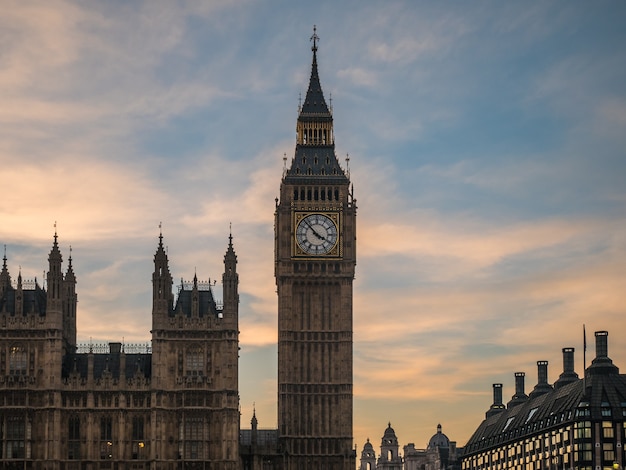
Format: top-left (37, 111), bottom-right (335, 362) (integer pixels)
top-left (9, 346), bottom-right (27, 375)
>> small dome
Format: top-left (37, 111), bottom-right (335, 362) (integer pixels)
top-left (361, 438), bottom-right (375, 458)
top-left (383, 422), bottom-right (396, 437)
top-left (427, 424), bottom-right (450, 449)
top-left (381, 422), bottom-right (398, 446)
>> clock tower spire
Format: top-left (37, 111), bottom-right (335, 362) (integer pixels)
top-left (275, 27), bottom-right (357, 470)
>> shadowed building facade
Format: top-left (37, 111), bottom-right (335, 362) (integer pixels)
top-left (462, 330), bottom-right (626, 470)
top-left (274, 28), bottom-right (357, 470)
top-left (0, 232), bottom-right (240, 469)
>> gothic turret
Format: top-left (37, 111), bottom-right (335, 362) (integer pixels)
top-left (0, 247), bottom-right (11, 299)
top-left (152, 230), bottom-right (173, 318)
top-left (62, 248), bottom-right (77, 352)
top-left (221, 230), bottom-right (238, 328)
top-left (47, 231), bottom-right (63, 309)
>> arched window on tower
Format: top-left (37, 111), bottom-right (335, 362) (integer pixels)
top-left (9, 346), bottom-right (27, 376)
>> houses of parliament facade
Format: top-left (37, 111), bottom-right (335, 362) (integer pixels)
top-left (0, 29), bottom-right (356, 470)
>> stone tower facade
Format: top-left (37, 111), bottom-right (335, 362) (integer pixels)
top-left (0, 231), bottom-right (239, 469)
top-left (274, 28), bottom-right (357, 470)
top-left (150, 231), bottom-right (240, 468)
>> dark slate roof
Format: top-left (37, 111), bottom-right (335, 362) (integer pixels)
top-left (0, 286), bottom-right (47, 316)
top-left (173, 287), bottom-right (219, 318)
top-left (284, 145), bottom-right (348, 183)
top-left (284, 34), bottom-right (349, 185)
top-left (299, 46), bottom-right (332, 121)
top-left (62, 352), bottom-right (152, 380)
top-left (463, 370), bottom-right (626, 455)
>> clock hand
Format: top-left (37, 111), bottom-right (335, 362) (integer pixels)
top-left (312, 229), bottom-right (326, 241)
top-left (305, 221), bottom-right (326, 241)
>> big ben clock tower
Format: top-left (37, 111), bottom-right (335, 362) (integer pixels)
top-left (275, 28), bottom-right (356, 470)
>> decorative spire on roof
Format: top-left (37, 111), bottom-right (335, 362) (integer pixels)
top-left (0, 245), bottom-right (10, 295)
top-left (299, 25), bottom-right (331, 120)
top-left (224, 224), bottom-right (237, 265)
top-left (285, 27), bottom-right (349, 182)
top-left (65, 245), bottom-right (76, 281)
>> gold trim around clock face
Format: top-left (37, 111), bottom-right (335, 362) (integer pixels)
top-left (293, 212), bottom-right (341, 257)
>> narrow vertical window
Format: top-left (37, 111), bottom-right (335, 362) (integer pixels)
top-left (100, 416), bottom-right (113, 459)
top-left (132, 416), bottom-right (145, 460)
top-left (68, 416), bottom-right (80, 460)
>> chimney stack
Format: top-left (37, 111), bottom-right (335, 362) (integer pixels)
top-left (529, 360), bottom-right (553, 398)
top-left (486, 383), bottom-right (505, 418)
top-left (587, 330), bottom-right (619, 376)
top-left (507, 372), bottom-right (528, 409)
top-left (554, 347), bottom-right (579, 389)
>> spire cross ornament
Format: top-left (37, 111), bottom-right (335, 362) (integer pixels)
top-left (310, 25), bottom-right (319, 51)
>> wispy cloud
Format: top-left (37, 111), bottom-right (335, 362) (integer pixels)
top-left (1, 0), bottom-right (625, 453)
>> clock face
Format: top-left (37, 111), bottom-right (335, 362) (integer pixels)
top-left (295, 213), bottom-right (338, 255)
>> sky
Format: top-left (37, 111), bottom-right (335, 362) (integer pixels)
top-left (1, 0), bottom-right (626, 456)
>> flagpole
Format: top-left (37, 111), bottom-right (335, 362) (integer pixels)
top-left (583, 324), bottom-right (587, 391)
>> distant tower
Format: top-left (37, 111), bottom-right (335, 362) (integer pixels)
top-left (275, 27), bottom-right (357, 469)
top-left (377, 423), bottom-right (403, 470)
top-left (360, 438), bottom-right (377, 470)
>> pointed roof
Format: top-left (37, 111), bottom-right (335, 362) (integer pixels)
top-left (0, 245), bottom-right (11, 287)
top-left (48, 227), bottom-right (62, 264)
top-left (285, 27), bottom-right (348, 184)
top-left (224, 225), bottom-right (237, 264)
top-left (65, 246), bottom-right (76, 281)
top-left (299, 26), bottom-right (332, 121)
top-left (154, 226), bottom-right (169, 265)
